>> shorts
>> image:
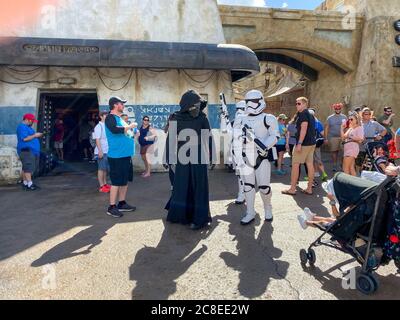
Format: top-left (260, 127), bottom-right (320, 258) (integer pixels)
top-left (140, 144), bottom-right (154, 155)
top-left (54, 141), bottom-right (63, 149)
top-left (328, 137), bottom-right (342, 152)
top-left (97, 154), bottom-right (110, 172)
top-left (292, 145), bottom-right (316, 165)
top-left (19, 150), bottom-right (39, 174)
top-left (108, 156), bottom-right (133, 186)
top-left (355, 151), bottom-right (367, 167)
top-left (314, 148), bottom-right (322, 165)
top-left (276, 144), bottom-right (286, 153)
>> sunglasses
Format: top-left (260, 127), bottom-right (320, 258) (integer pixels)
top-left (296, 102), bottom-right (302, 106)
top-left (349, 118), bottom-right (355, 122)
top-left (143, 119), bottom-right (149, 122)
top-left (363, 113), bottom-right (371, 116)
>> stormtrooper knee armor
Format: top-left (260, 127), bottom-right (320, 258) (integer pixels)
top-left (233, 90), bottom-right (279, 225)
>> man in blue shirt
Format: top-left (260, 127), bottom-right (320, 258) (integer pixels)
top-left (105, 97), bottom-right (138, 218)
top-left (16, 113), bottom-right (43, 191)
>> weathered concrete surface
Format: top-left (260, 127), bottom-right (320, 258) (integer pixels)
top-left (0, 0), bottom-right (238, 183)
top-left (0, 0), bottom-right (225, 43)
top-left (0, 156), bottom-right (399, 300)
top-left (221, 1), bottom-right (400, 129)
top-left (219, 5), bottom-right (364, 73)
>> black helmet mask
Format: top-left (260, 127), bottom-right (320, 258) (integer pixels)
top-left (179, 90), bottom-right (208, 118)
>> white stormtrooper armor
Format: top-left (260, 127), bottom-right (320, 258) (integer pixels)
top-left (232, 101), bottom-right (247, 204)
top-left (233, 90), bottom-right (280, 225)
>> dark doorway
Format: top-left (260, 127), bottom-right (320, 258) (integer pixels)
top-left (37, 91), bottom-right (100, 176)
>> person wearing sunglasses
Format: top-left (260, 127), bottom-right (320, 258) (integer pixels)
top-left (325, 103), bottom-right (347, 172)
top-left (138, 116), bottom-right (157, 178)
top-left (377, 106), bottom-right (395, 144)
top-left (282, 97), bottom-right (316, 196)
top-left (341, 112), bottom-right (364, 176)
top-left (355, 107), bottom-right (387, 172)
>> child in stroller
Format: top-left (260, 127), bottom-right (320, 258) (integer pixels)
top-left (362, 141), bottom-right (392, 173)
top-left (299, 172), bottom-right (400, 295)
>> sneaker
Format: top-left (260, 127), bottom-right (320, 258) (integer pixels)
top-left (99, 185), bottom-right (110, 193)
top-left (297, 214), bottom-right (308, 230)
top-left (321, 173), bottom-right (329, 182)
top-left (312, 181), bottom-right (319, 188)
top-left (104, 184), bottom-right (112, 189)
top-left (106, 206), bottom-right (123, 218)
top-left (304, 176), bottom-right (309, 181)
top-left (117, 202), bottom-right (137, 212)
top-left (26, 184), bottom-right (40, 191)
top-left (315, 172), bottom-right (321, 178)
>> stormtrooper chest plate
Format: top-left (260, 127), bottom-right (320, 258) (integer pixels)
top-left (241, 113), bottom-right (269, 141)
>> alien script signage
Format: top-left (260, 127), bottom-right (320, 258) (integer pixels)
top-left (23, 44), bottom-right (99, 55)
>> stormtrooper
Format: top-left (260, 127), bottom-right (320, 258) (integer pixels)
top-left (231, 101), bottom-right (247, 205)
top-left (232, 90), bottom-right (280, 225)
top-left (219, 97), bottom-right (247, 204)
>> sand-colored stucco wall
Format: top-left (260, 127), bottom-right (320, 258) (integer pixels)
top-left (0, 0), bottom-right (234, 183)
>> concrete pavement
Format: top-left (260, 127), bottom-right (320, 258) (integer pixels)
top-left (0, 161), bottom-right (399, 300)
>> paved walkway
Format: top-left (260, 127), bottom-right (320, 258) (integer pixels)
top-left (0, 160), bottom-right (399, 300)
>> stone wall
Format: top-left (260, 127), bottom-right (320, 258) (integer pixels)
top-left (0, 0), bottom-right (236, 183)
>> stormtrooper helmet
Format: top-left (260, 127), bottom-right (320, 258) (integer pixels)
top-left (236, 100), bottom-right (246, 111)
top-left (244, 90), bottom-right (266, 115)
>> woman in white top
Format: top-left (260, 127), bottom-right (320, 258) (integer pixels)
top-left (93, 111), bottom-right (111, 193)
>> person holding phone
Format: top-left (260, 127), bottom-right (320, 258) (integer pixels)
top-left (105, 97), bottom-right (138, 218)
top-left (341, 112), bottom-right (364, 176)
top-left (93, 111), bottom-right (110, 193)
top-left (138, 116), bottom-right (157, 178)
top-left (16, 114), bottom-right (43, 191)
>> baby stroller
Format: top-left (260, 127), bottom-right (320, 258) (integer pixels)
top-left (300, 172), bottom-right (400, 295)
top-left (362, 141), bottom-right (393, 174)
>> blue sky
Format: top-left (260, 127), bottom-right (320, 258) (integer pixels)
top-left (217, 0), bottom-right (325, 10)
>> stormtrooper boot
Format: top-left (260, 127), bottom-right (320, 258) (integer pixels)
top-left (264, 204), bottom-right (273, 223)
top-left (235, 178), bottom-right (246, 205)
top-left (241, 188), bottom-right (256, 225)
top-left (260, 188), bottom-right (273, 222)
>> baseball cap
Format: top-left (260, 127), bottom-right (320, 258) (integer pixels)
top-left (278, 114), bottom-right (288, 120)
top-left (109, 96), bottom-right (127, 108)
top-left (23, 113), bottom-right (38, 123)
top-left (333, 103), bottom-right (343, 110)
top-left (362, 107), bottom-right (372, 114)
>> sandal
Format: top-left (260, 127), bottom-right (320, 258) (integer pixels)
top-left (281, 190), bottom-right (297, 196)
top-left (300, 189), bottom-right (313, 196)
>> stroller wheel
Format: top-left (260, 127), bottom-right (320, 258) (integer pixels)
top-left (300, 249), bottom-right (308, 265)
top-left (356, 273), bottom-right (378, 295)
top-left (308, 249), bottom-right (316, 265)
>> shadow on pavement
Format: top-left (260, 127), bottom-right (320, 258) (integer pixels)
top-left (302, 259), bottom-right (400, 300)
top-left (129, 220), bottom-right (218, 300)
top-left (216, 203), bottom-right (290, 299)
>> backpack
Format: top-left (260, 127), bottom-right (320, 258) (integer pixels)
top-left (315, 128), bottom-right (325, 148)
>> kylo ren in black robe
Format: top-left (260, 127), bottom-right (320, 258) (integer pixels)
top-left (165, 90), bottom-right (213, 230)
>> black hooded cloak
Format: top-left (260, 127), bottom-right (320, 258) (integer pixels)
top-left (165, 90), bottom-right (213, 228)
